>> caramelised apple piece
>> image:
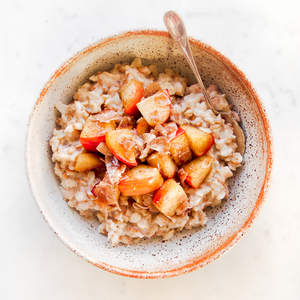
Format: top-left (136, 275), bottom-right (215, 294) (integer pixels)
top-left (144, 82), bottom-right (161, 98)
top-left (105, 128), bottom-right (137, 167)
top-left (180, 125), bottom-right (214, 157)
top-left (74, 153), bottom-right (104, 172)
top-left (80, 117), bottom-right (116, 152)
top-left (118, 165), bottom-right (163, 196)
top-left (181, 155), bottom-right (214, 189)
top-left (152, 179), bottom-right (188, 217)
top-left (136, 89), bottom-right (171, 126)
top-left (147, 152), bottom-right (177, 179)
top-left (136, 117), bottom-right (151, 136)
top-left (169, 128), bottom-right (193, 166)
top-left (120, 79), bottom-right (144, 116)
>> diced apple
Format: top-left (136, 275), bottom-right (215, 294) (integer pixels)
top-left (136, 89), bottom-right (171, 126)
top-left (181, 155), bottom-right (214, 189)
top-left (144, 82), bottom-right (161, 98)
top-left (74, 152), bottom-right (104, 172)
top-left (120, 79), bottom-right (144, 116)
top-left (118, 165), bottom-right (163, 196)
top-left (152, 179), bottom-right (188, 217)
top-left (146, 152), bottom-right (177, 178)
top-left (169, 128), bottom-right (193, 166)
top-left (105, 128), bottom-right (137, 167)
top-left (180, 125), bottom-right (214, 157)
top-left (80, 118), bottom-right (116, 152)
top-left (136, 117), bottom-right (151, 136)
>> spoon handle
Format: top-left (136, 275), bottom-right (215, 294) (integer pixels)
top-left (163, 11), bottom-right (218, 114)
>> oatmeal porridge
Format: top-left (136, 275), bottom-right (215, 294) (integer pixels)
top-left (50, 58), bottom-right (243, 245)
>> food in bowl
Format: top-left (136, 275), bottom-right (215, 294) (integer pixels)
top-left (50, 57), bottom-right (243, 245)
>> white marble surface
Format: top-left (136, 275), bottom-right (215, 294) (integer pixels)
top-left (0, 0), bottom-right (299, 298)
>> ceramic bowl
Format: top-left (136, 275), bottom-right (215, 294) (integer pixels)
top-left (25, 30), bottom-right (274, 278)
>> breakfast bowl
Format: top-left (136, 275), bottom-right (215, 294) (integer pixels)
top-left (25, 29), bottom-right (274, 278)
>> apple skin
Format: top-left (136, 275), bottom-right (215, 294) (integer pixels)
top-left (181, 155), bottom-right (214, 189)
top-left (152, 178), bottom-right (188, 217)
top-left (105, 128), bottom-right (138, 167)
top-left (174, 127), bottom-right (185, 137)
top-left (80, 118), bottom-right (116, 152)
top-left (118, 165), bottom-right (164, 196)
top-left (136, 89), bottom-right (171, 126)
top-left (180, 125), bottom-right (214, 157)
top-left (146, 152), bottom-right (177, 179)
top-left (120, 79), bottom-right (144, 116)
top-left (74, 153), bottom-right (104, 172)
top-left (169, 128), bottom-right (193, 166)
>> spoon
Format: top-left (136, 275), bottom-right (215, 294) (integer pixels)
top-left (163, 11), bottom-right (245, 155)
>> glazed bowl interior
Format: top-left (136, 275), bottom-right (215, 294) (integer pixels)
top-left (26, 30), bottom-right (273, 278)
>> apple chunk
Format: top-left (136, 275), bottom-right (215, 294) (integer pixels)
top-left (136, 89), bottom-right (171, 126)
top-left (74, 153), bottom-right (104, 172)
top-left (118, 165), bottom-right (163, 196)
top-left (147, 152), bottom-right (177, 178)
top-left (105, 128), bottom-right (137, 167)
top-left (180, 125), bottom-right (214, 157)
top-left (80, 118), bottom-right (116, 152)
top-left (169, 128), bottom-right (193, 166)
top-left (136, 117), bottom-right (150, 136)
top-left (153, 179), bottom-right (188, 217)
top-left (181, 155), bottom-right (214, 189)
top-left (120, 79), bottom-right (144, 116)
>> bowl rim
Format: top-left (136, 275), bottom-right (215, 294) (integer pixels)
top-left (25, 29), bottom-right (274, 279)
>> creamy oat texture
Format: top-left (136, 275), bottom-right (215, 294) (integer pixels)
top-left (50, 58), bottom-right (243, 245)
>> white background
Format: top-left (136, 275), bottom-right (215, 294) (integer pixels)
top-left (1, 0), bottom-right (299, 299)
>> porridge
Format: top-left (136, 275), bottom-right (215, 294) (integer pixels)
top-left (50, 58), bottom-right (243, 245)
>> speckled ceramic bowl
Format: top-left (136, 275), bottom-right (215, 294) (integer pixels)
top-left (25, 30), bottom-right (274, 278)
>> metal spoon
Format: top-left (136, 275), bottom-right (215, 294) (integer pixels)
top-left (163, 11), bottom-right (245, 155)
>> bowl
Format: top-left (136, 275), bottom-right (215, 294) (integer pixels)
top-left (25, 29), bottom-right (274, 278)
